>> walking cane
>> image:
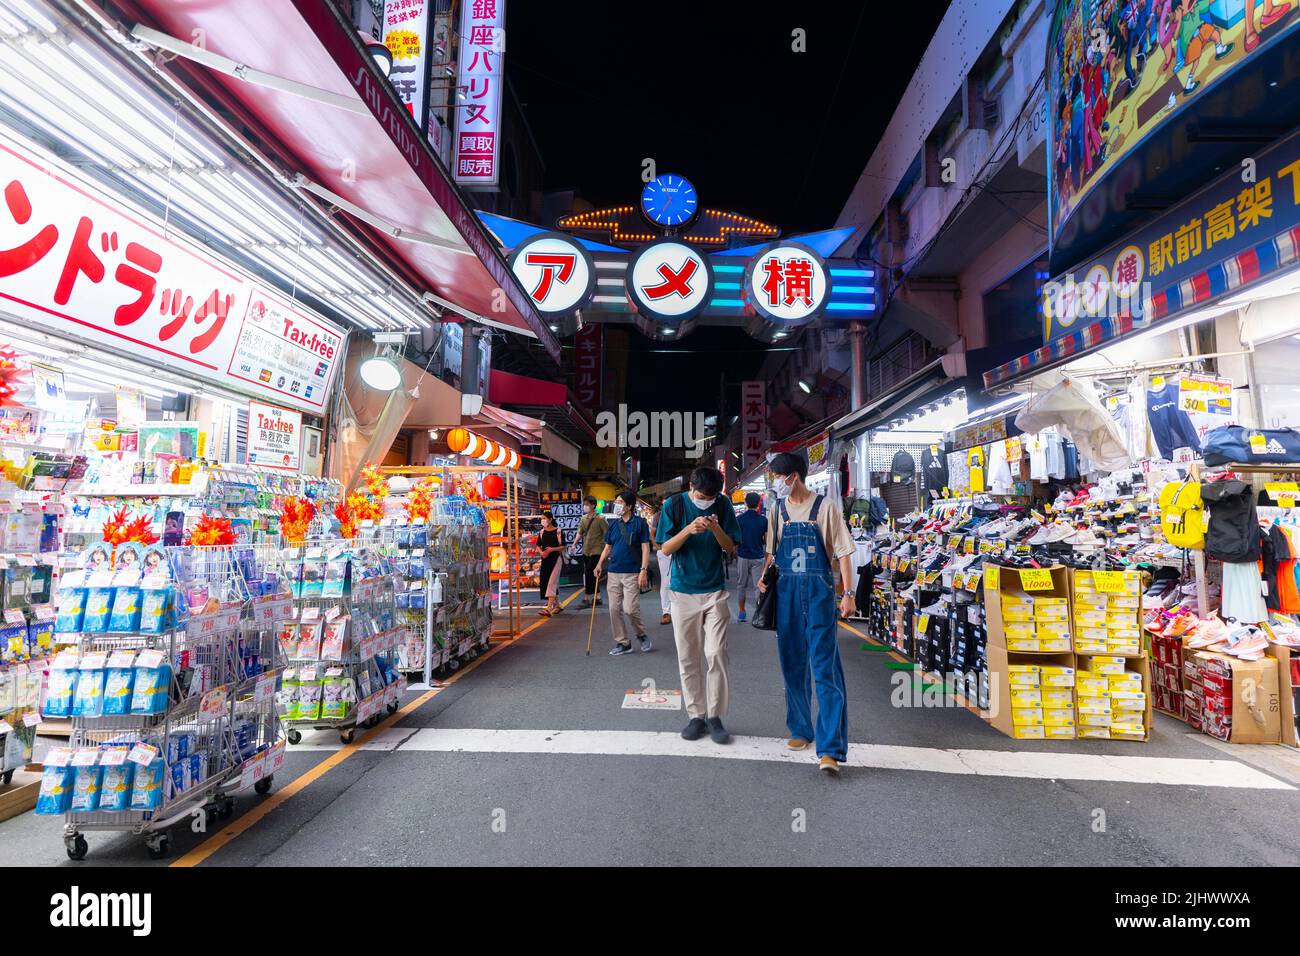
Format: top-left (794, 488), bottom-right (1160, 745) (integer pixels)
top-left (586, 566), bottom-right (601, 656)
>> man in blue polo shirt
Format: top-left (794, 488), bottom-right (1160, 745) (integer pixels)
top-left (734, 492), bottom-right (766, 623)
top-left (593, 489), bottom-right (653, 655)
top-left (657, 466), bottom-right (741, 744)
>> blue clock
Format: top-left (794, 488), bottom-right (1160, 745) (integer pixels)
top-left (640, 174), bottom-right (699, 228)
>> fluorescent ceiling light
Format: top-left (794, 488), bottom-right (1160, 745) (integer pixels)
top-left (798, 380), bottom-right (812, 394)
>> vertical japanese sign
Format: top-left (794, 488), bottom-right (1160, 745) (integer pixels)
top-left (246, 400), bottom-right (302, 471)
top-left (382, 0), bottom-right (431, 131)
top-left (574, 323), bottom-right (602, 412)
top-left (741, 380), bottom-right (766, 471)
top-left (453, 0), bottom-right (506, 188)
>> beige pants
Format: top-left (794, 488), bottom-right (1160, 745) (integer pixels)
top-left (607, 572), bottom-right (646, 645)
top-left (670, 589), bottom-right (730, 719)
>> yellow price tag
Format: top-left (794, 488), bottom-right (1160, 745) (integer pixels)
top-left (918, 614), bottom-right (931, 633)
top-left (1019, 568), bottom-right (1055, 591)
top-left (983, 565), bottom-right (1001, 589)
top-left (1151, 375), bottom-right (1165, 389)
top-left (1250, 433), bottom-right (1267, 453)
top-left (964, 539), bottom-right (976, 555)
top-left (1092, 570), bottom-right (1129, 593)
top-left (1266, 482), bottom-right (1299, 507)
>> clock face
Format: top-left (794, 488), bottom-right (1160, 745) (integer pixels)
top-left (640, 174), bottom-right (699, 227)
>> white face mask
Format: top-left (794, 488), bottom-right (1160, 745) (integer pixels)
top-left (773, 477), bottom-right (794, 499)
top-left (613, 500), bottom-right (626, 516)
top-left (690, 493), bottom-right (716, 510)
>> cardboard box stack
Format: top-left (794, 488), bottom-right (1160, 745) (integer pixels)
top-left (1071, 570), bottom-right (1143, 657)
top-left (1006, 662), bottom-right (1077, 739)
top-left (1150, 630), bottom-right (1185, 719)
top-left (1075, 654), bottom-right (1150, 740)
top-left (999, 594), bottom-right (1072, 653)
top-left (1185, 651), bottom-right (1282, 744)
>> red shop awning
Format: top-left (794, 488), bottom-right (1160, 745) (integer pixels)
top-left (122, 0), bottom-right (560, 363)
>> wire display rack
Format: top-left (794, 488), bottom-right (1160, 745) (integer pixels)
top-left (279, 540), bottom-right (407, 745)
top-left (44, 544), bottom-right (288, 860)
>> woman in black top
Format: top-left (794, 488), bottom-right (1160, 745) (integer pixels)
top-left (537, 512), bottom-right (566, 616)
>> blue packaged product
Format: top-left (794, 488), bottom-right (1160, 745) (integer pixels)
top-left (102, 667), bottom-right (135, 715)
top-left (108, 587), bottom-right (142, 632)
top-left (71, 665), bottom-right (106, 718)
top-left (0, 622), bottom-right (25, 663)
top-left (139, 588), bottom-right (170, 634)
top-left (43, 664), bottom-right (78, 718)
top-left (34, 765), bottom-right (74, 815)
top-left (169, 759), bottom-right (188, 797)
top-left (189, 752), bottom-right (206, 786)
top-left (27, 620), bottom-right (55, 657)
top-left (82, 587), bottom-right (114, 633)
top-left (70, 765), bottom-right (103, 812)
top-left (55, 588), bottom-right (86, 633)
top-left (129, 665), bottom-right (171, 716)
top-left (98, 759), bottom-right (134, 812)
top-left (129, 758), bottom-right (164, 811)
top-left (166, 731), bottom-right (193, 764)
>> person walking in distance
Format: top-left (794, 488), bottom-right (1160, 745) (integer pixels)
top-left (593, 490), bottom-right (653, 655)
top-left (734, 492), bottom-right (766, 623)
top-left (653, 502), bottom-right (674, 625)
top-left (577, 496), bottom-right (607, 608)
top-left (758, 452), bottom-right (856, 774)
top-left (657, 466), bottom-right (741, 744)
top-left (536, 512), bottom-right (566, 617)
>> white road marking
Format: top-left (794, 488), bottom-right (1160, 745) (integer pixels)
top-left (290, 727), bottom-right (1293, 790)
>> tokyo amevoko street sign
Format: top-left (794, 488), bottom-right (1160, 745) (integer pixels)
top-left (508, 232), bottom-right (594, 316)
top-left (625, 239), bottom-right (714, 324)
top-left (743, 241), bottom-right (832, 326)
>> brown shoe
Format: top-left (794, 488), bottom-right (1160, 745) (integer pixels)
top-left (818, 756), bottom-right (841, 775)
top-left (660, 613), bottom-right (671, 625)
top-left (787, 738), bottom-right (810, 751)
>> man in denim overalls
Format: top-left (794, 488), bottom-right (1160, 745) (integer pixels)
top-left (759, 452), bottom-right (856, 774)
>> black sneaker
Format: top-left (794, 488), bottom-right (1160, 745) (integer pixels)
top-left (608, 643), bottom-right (634, 656)
top-left (706, 716), bottom-right (731, 744)
top-left (636, 634), bottom-right (653, 652)
top-left (681, 717), bottom-right (708, 740)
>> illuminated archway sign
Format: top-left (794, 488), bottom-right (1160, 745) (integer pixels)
top-left (625, 239), bottom-right (714, 324)
top-left (508, 232), bottom-right (595, 316)
top-left (743, 241), bottom-right (832, 326)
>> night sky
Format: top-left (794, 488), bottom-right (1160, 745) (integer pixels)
top-left (508, 1), bottom-right (950, 419)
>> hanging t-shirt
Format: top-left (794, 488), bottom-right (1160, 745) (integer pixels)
top-left (987, 440), bottom-right (1013, 495)
top-left (1026, 435), bottom-right (1048, 481)
top-left (967, 447), bottom-right (986, 494)
top-left (1146, 381), bottom-right (1202, 460)
top-left (1262, 523), bottom-right (1291, 612)
top-left (1045, 432), bottom-right (1066, 480)
top-left (920, 446), bottom-right (948, 498)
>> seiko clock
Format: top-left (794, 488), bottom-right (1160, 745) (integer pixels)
top-left (640, 174), bottom-right (699, 228)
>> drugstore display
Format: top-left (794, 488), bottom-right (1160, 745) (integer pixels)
top-left (278, 542), bottom-right (407, 744)
top-left (38, 542), bottom-right (288, 860)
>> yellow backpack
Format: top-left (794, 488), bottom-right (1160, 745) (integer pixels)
top-left (1159, 480), bottom-right (1205, 549)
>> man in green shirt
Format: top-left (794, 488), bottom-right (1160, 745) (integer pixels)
top-left (656, 466), bottom-right (741, 744)
top-left (577, 496), bottom-right (607, 607)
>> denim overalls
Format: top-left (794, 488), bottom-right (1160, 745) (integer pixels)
top-left (774, 495), bottom-right (848, 761)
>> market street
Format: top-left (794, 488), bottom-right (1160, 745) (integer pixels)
top-left (3, 586), bottom-right (1297, 868)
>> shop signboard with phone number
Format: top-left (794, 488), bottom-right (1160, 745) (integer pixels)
top-left (0, 134), bottom-right (344, 414)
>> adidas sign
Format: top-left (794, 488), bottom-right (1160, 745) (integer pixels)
top-left (1265, 438), bottom-right (1288, 455)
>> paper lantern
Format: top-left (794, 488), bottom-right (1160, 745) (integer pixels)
top-left (465, 432), bottom-right (487, 459)
top-left (491, 443), bottom-right (510, 466)
top-left (505, 449), bottom-right (520, 470)
top-left (447, 428), bottom-right (471, 453)
top-left (479, 439), bottom-right (498, 463)
top-left (388, 475), bottom-right (412, 494)
top-left (483, 474), bottom-right (504, 499)
top-left (486, 508), bottom-right (506, 534)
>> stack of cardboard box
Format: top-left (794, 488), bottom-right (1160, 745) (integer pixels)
top-left (1075, 654), bottom-right (1148, 740)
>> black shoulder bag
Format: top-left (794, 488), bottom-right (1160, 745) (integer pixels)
top-left (750, 506), bottom-right (781, 631)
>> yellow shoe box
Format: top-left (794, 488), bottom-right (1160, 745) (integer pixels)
top-left (1035, 605), bottom-right (1070, 622)
top-left (1075, 592), bottom-right (1109, 609)
top-left (1112, 691), bottom-right (1146, 711)
top-left (1077, 697), bottom-right (1113, 716)
top-left (1040, 688), bottom-right (1076, 707)
top-left (1078, 725), bottom-right (1111, 739)
top-left (1036, 622), bottom-right (1072, 640)
top-left (1008, 668), bottom-right (1041, 687)
top-left (1039, 638), bottom-right (1072, 652)
top-left (1075, 637), bottom-right (1108, 654)
top-left (1079, 711), bottom-right (1113, 727)
top-left (1003, 608), bottom-right (1035, 624)
top-left (1110, 722), bottom-right (1146, 739)
top-left (1005, 623), bottom-right (1037, 641)
top-left (1006, 637), bottom-right (1041, 652)
top-left (1010, 688), bottom-right (1043, 707)
top-left (1077, 675), bottom-right (1110, 697)
top-left (1109, 595), bottom-right (1142, 609)
top-left (1075, 610), bottom-right (1108, 628)
top-left (1107, 626), bottom-right (1141, 639)
top-left (1108, 673), bottom-right (1144, 690)
top-left (1040, 666), bottom-right (1076, 687)
top-left (1081, 655), bottom-right (1127, 675)
top-left (1107, 613), bottom-right (1139, 629)
top-left (1013, 724), bottom-right (1046, 739)
top-left (1012, 707), bottom-right (1045, 725)
top-left (1045, 725), bottom-right (1077, 739)
top-left (1043, 708), bottom-right (1076, 727)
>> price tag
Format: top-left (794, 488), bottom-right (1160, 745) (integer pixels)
top-left (1019, 568), bottom-right (1055, 591)
top-left (22, 711), bottom-right (41, 728)
top-left (3, 609), bottom-right (24, 626)
top-left (142, 572), bottom-right (170, 591)
top-left (136, 649), bottom-right (165, 669)
top-left (88, 569), bottom-right (113, 588)
top-left (918, 614), bottom-right (931, 634)
top-left (33, 605), bottom-right (54, 622)
top-left (301, 606), bottom-right (321, 622)
top-left (269, 740), bottom-right (286, 772)
top-left (1092, 570), bottom-right (1130, 594)
top-left (15, 554), bottom-right (35, 567)
top-left (983, 566), bottom-right (1001, 590)
top-left (98, 746), bottom-right (128, 766)
top-left (254, 675), bottom-right (276, 704)
top-left (200, 686), bottom-right (228, 719)
top-left (127, 743), bottom-right (159, 767)
top-left (299, 666), bottom-right (318, 682)
top-left (45, 746), bottom-right (74, 767)
top-left (325, 605), bottom-right (341, 621)
top-left (965, 575), bottom-right (981, 592)
top-left (79, 652), bottom-right (107, 670)
top-left (71, 747), bottom-right (99, 767)
top-left (1266, 482), bottom-right (1299, 507)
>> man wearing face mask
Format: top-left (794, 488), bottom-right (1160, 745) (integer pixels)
top-left (656, 466), bottom-right (741, 744)
top-left (593, 490), bottom-right (653, 655)
top-left (577, 496), bottom-right (607, 609)
top-left (758, 451), bottom-right (856, 774)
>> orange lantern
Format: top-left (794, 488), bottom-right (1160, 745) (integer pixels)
top-left (447, 428), bottom-right (471, 453)
top-left (483, 474), bottom-right (505, 500)
top-left (505, 449), bottom-right (520, 470)
top-left (465, 432), bottom-right (486, 458)
top-left (486, 508), bottom-right (506, 534)
top-left (479, 439), bottom-right (498, 463)
top-left (491, 443), bottom-right (510, 466)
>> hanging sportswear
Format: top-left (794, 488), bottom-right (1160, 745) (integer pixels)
top-left (921, 446), bottom-right (948, 497)
top-left (1015, 376), bottom-right (1132, 471)
top-left (1146, 381), bottom-right (1202, 460)
top-left (967, 447), bottom-right (986, 494)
